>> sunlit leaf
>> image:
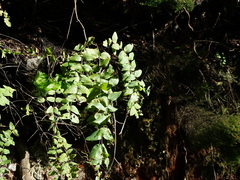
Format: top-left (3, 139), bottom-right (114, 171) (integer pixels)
top-left (80, 75), bottom-right (93, 86)
top-left (124, 44), bottom-right (134, 53)
top-left (100, 52), bottom-right (111, 67)
top-left (112, 32), bottom-right (118, 43)
top-left (74, 44), bottom-right (84, 51)
top-left (134, 69), bottom-right (142, 78)
top-left (100, 83), bottom-right (111, 92)
top-left (101, 128), bottom-right (114, 141)
top-left (9, 122), bottom-right (15, 131)
top-left (58, 153), bottom-right (68, 163)
top-left (70, 105), bottom-right (80, 115)
top-left (112, 43), bottom-right (120, 51)
top-left (109, 78), bottom-right (119, 86)
top-left (46, 106), bottom-right (54, 114)
top-left (82, 64), bottom-right (92, 72)
top-left (71, 114), bottom-right (79, 123)
top-left (86, 129), bottom-right (102, 141)
top-left (37, 97), bottom-right (45, 103)
top-left (124, 87), bottom-right (134, 95)
top-left (107, 105), bottom-right (118, 112)
top-left (89, 144), bottom-right (103, 160)
top-left (130, 60), bottom-right (136, 70)
top-left (126, 74), bottom-right (136, 81)
top-left (83, 48), bottom-right (99, 61)
top-left (46, 96), bottom-right (55, 102)
top-left (108, 91), bottom-right (122, 101)
top-left (69, 54), bottom-right (82, 61)
top-left (93, 115), bottom-right (110, 125)
top-left (0, 95), bottom-right (9, 106)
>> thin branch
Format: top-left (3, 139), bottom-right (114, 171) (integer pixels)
top-left (62, 8), bottom-right (75, 48)
top-left (0, 33), bottom-right (24, 45)
top-left (183, 7), bottom-right (194, 32)
top-left (119, 110), bottom-right (129, 135)
top-left (74, 0), bottom-right (87, 41)
top-left (108, 112), bottom-right (118, 172)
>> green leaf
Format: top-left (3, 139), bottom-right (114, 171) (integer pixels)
top-left (107, 105), bottom-right (118, 112)
top-left (129, 92), bottom-right (139, 102)
top-left (88, 100), bottom-right (106, 112)
top-left (130, 106), bottom-right (137, 116)
top-left (46, 83), bottom-right (61, 91)
top-left (121, 64), bottom-right (131, 71)
top-left (83, 48), bottom-right (99, 61)
top-left (87, 87), bottom-right (101, 101)
top-left (124, 87), bottom-right (134, 95)
top-left (1, 160), bottom-right (11, 165)
top-left (74, 44), bottom-right (85, 51)
top-left (64, 85), bottom-right (78, 94)
top-left (9, 122), bottom-right (15, 131)
top-left (81, 75), bottom-right (93, 86)
top-left (12, 129), bottom-right (19, 137)
top-left (128, 52), bottom-right (134, 60)
top-left (112, 32), bottom-right (118, 43)
top-left (100, 83), bottom-right (111, 92)
top-left (70, 105), bottom-right (80, 115)
top-left (58, 153), bottom-right (68, 163)
top-left (82, 64), bottom-right (92, 72)
top-left (55, 97), bottom-right (63, 103)
top-left (101, 128), bottom-right (114, 141)
top-left (46, 106), bottom-right (54, 114)
top-left (130, 60), bottom-right (136, 70)
top-left (37, 97), bottom-right (45, 103)
top-left (100, 52), bottom-right (111, 67)
top-left (124, 44), bottom-right (134, 53)
top-left (112, 43), bottom-right (120, 51)
top-left (0, 95), bottom-right (10, 106)
top-left (126, 74), bottom-right (136, 81)
top-left (3, 149), bottom-right (10, 155)
top-left (108, 91), bottom-right (122, 101)
top-left (1, 85), bottom-right (15, 97)
top-left (61, 113), bottom-right (71, 119)
top-left (59, 104), bottom-right (70, 111)
top-left (53, 107), bottom-right (61, 115)
top-left (104, 158), bottom-right (110, 168)
top-left (118, 51), bottom-right (129, 64)
top-left (109, 78), bottom-right (119, 86)
top-left (46, 96), bottom-right (55, 102)
top-left (125, 81), bottom-right (139, 88)
top-left (71, 114), bottom-right (79, 123)
top-left (93, 114), bottom-right (110, 125)
top-left (86, 129), bottom-right (102, 141)
top-left (66, 95), bottom-right (77, 102)
top-left (134, 69), bottom-right (142, 77)
top-left (69, 54), bottom-right (82, 61)
top-left (78, 85), bottom-right (90, 95)
top-left (103, 40), bottom-right (108, 47)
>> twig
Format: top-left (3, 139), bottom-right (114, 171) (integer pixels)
top-left (74, 0), bottom-right (87, 41)
top-left (62, 8), bottom-right (75, 48)
top-left (119, 110), bottom-right (129, 135)
top-left (0, 33), bottom-right (24, 45)
top-left (108, 112), bottom-right (118, 172)
top-left (183, 7), bottom-right (194, 32)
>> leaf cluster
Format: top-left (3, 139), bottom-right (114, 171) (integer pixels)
top-left (33, 32), bottom-right (149, 179)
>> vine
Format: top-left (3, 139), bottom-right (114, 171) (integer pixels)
top-left (0, 85), bottom-right (18, 180)
top-left (34, 32), bottom-right (149, 179)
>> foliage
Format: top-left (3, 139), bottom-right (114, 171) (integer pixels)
top-left (48, 130), bottom-right (78, 179)
top-left (0, 86), bottom-right (18, 180)
top-left (140, 0), bottom-right (195, 12)
top-left (34, 32), bottom-right (149, 179)
top-left (0, 3), bottom-right (11, 27)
